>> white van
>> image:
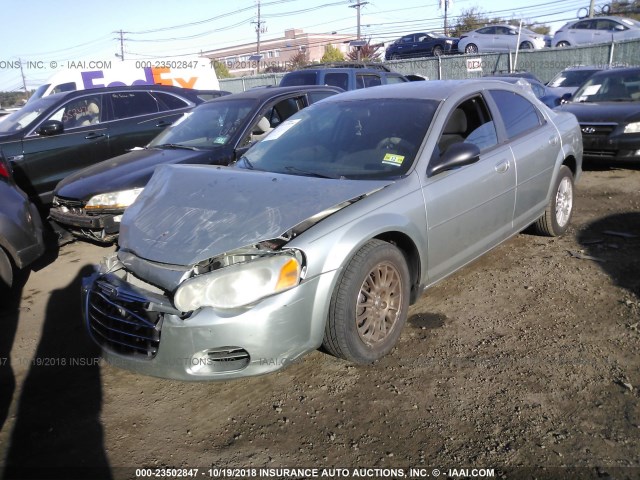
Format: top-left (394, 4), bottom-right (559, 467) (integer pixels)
top-left (28, 58), bottom-right (220, 103)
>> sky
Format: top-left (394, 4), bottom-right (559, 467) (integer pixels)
top-left (0, 0), bottom-right (605, 92)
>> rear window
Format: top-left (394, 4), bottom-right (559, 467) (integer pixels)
top-left (280, 71), bottom-right (318, 86)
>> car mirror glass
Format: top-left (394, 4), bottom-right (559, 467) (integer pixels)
top-left (36, 120), bottom-right (64, 136)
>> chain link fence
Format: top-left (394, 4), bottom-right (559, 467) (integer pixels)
top-left (219, 38), bottom-right (640, 92)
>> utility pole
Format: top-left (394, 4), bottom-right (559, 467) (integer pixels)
top-left (349, 0), bottom-right (368, 61)
top-left (440, 0), bottom-right (452, 35)
top-left (252, 0), bottom-right (266, 73)
top-left (588, 0), bottom-right (595, 17)
top-left (114, 30), bottom-right (126, 61)
top-left (19, 59), bottom-right (28, 100)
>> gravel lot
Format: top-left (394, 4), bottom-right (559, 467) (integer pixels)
top-left (1, 166), bottom-right (639, 480)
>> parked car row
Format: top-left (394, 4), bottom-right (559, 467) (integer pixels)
top-left (385, 16), bottom-right (640, 58)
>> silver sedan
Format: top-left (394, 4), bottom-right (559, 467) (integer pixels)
top-left (459, 24), bottom-right (548, 53)
top-left (82, 80), bottom-right (583, 380)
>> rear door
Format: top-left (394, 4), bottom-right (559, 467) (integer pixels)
top-left (487, 89), bottom-right (558, 229)
top-left (105, 89), bottom-right (194, 155)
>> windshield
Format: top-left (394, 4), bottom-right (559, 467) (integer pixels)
top-left (240, 98), bottom-right (437, 179)
top-left (149, 99), bottom-right (256, 149)
top-left (572, 70), bottom-right (640, 102)
top-left (548, 69), bottom-right (600, 88)
top-left (0, 95), bottom-right (60, 133)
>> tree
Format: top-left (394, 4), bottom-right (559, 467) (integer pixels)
top-left (607, 0), bottom-right (640, 20)
top-left (321, 44), bottom-right (345, 63)
top-left (287, 50), bottom-right (309, 71)
top-left (346, 43), bottom-right (383, 62)
top-left (449, 7), bottom-right (550, 37)
top-left (212, 60), bottom-right (232, 79)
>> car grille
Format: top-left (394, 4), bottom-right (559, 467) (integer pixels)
top-left (580, 123), bottom-right (618, 158)
top-left (87, 278), bottom-right (162, 358)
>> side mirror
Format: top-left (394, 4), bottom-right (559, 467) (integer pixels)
top-left (614, 25), bottom-right (625, 31)
top-left (36, 120), bottom-right (64, 136)
top-left (428, 142), bottom-right (480, 177)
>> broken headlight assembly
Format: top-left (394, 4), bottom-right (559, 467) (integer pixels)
top-left (173, 251), bottom-right (303, 311)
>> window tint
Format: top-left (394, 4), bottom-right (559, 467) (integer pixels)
top-left (574, 20), bottom-right (593, 29)
top-left (356, 74), bottom-right (382, 89)
top-left (324, 72), bottom-right (349, 90)
top-left (386, 74), bottom-right (408, 84)
top-left (49, 95), bottom-right (103, 129)
top-left (111, 91), bottom-right (159, 119)
top-left (308, 91), bottom-right (337, 104)
top-left (489, 90), bottom-right (542, 138)
top-left (152, 92), bottom-right (190, 111)
top-left (477, 27), bottom-right (495, 34)
top-left (280, 71), bottom-right (317, 86)
top-left (52, 82), bottom-right (77, 94)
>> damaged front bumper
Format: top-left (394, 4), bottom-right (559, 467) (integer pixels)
top-left (81, 263), bottom-right (337, 381)
top-left (50, 202), bottom-right (122, 243)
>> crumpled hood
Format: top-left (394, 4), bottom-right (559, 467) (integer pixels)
top-left (119, 164), bottom-right (392, 266)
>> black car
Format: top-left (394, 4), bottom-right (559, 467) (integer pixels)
top-left (50, 85), bottom-right (343, 243)
top-left (546, 65), bottom-right (603, 97)
top-left (0, 85), bottom-right (226, 204)
top-left (0, 154), bottom-right (44, 291)
top-left (556, 67), bottom-right (640, 163)
top-left (279, 63), bottom-right (408, 90)
top-left (385, 32), bottom-right (459, 60)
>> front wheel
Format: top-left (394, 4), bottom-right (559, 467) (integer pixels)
top-left (322, 240), bottom-right (410, 363)
top-left (533, 165), bottom-right (574, 236)
top-left (556, 41), bottom-right (570, 48)
top-left (432, 45), bottom-right (444, 56)
top-left (464, 43), bottom-right (478, 54)
top-left (519, 41), bottom-right (533, 49)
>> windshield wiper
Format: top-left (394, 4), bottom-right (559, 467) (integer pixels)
top-left (284, 165), bottom-right (341, 179)
top-left (154, 143), bottom-right (199, 150)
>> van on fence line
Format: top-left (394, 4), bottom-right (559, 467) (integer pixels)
top-left (27, 58), bottom-right (220, 103)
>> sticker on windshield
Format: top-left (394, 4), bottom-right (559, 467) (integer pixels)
top-left (382, 153), bottom-right (405, 166)
top-left (583, 85), bottom-right (601, 95)
top-left (262, 118), bottom-right (301, 141)
top-left (213, 136), bottom-right (227, 144)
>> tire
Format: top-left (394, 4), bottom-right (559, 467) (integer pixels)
top-left (533, 165), bottom-right (574, 237)
top-left (0, 247), bottom-right (13, 289)
top-left (323, 239), bottom-right (410, 364)
top-left (390, 53), bottom-right (400, 60)
top-left (556, 41), bottom-right (570, 48)
top-left (519, 41), bottom-right (533, 49)
top-left (464, 43), bottom-right (478, 54)
top-left (432, 45), bottom-right (444, 56)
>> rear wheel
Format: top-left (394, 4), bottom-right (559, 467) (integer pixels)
top-left (464, 43), bottom-right (478, 54)
top-left (0, 247), bottom-right (13, 289)
top-left (323, 240), bottom-right (410, 363)
top-left (432, 45), bottom-right (444, 56)
top-left (533, 165), bottom-right (574, 236)
top-left (390, 53), bottom-right (400, 60)
top-left (556, 41), bottom-right (570, 48)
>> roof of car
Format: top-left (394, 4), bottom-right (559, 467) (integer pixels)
top-left (299, 62), bottom-right (392, 71)
top-left (317, 79), bottom-right (528, 102)
top-left (200, 85), bottom-right (344, 103)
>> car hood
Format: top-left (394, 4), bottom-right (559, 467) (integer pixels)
top-left (55, 147), bottom-right (227, 200)
top-left (557, 101), bottom-right (640, 123)
top-left (119, 164), bottom-right (392, 266)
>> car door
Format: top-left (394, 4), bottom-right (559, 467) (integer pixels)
top-left (19, 93), bottom-right (109, 201)
top-left (593, 19), bottom-right (624, 43)
top-left (422, 94), bottom-right (516, 283)
top-left (572, 19), bottom-right (596, 45)
top-left (413, 33), bottom-right (433, 57)
top-left (393, 35), bottom-right (415, 58)
top-left (486, 89), bottom-right (558, 230)
top-left (475, 26), bottom-right (497, 51)
top-left (105, 90), bottom-right (193, 156)
top-left (494, 26), bottom-right (514, 51)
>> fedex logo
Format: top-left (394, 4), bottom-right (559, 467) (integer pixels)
top-left (81, 67), bottom-right (197, 90)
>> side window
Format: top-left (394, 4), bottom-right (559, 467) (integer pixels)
top-left (385, 74), bottom-right (408, 84)
top-left (400, 35), bottom-right (413, 43)
top-left (110, 91), bottom-right (159, 119)
top-left (152, 92), bottom-right (191, 111)
top-left (324, 72), bottom-right (349, 90)
top-left (357, 74), bottom-right (382, 89)
top-left (477, 27), bottom-right (495, 35)
top-left (436, 95), bottom-right (498, 156)
top-left (575, 20), bottom-right (593, 30)
top-left (308, 91), bottom-right (337, 104)
top-left (49, 95), bottom-right (103, 129)
top-left (51, 82), bottom-right (77, 94)
top-left (489, 90), bottom-right (542, 139)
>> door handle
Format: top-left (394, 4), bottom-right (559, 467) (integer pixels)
top-left (156, 121), bottom-right (173, 127)
top-left (495, 159), bottom-right (510, 173)
top-left (85, 133), bottom-right (105, 140)
top-left (549, 135), bottom-right (559, 146)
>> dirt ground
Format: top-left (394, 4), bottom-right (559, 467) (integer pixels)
top-left (0, 165), bottom-right (639, 480)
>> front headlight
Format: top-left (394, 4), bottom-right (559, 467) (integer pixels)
top-left (85, 187), bottom-right (144, 210)
top-left (624, 122), bottom-right (640, 134)
top-left (174, 253), bottom-right (302, 311)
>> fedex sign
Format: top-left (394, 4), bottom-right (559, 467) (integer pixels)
top-left (81, 67), bottom-right (198, 90)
